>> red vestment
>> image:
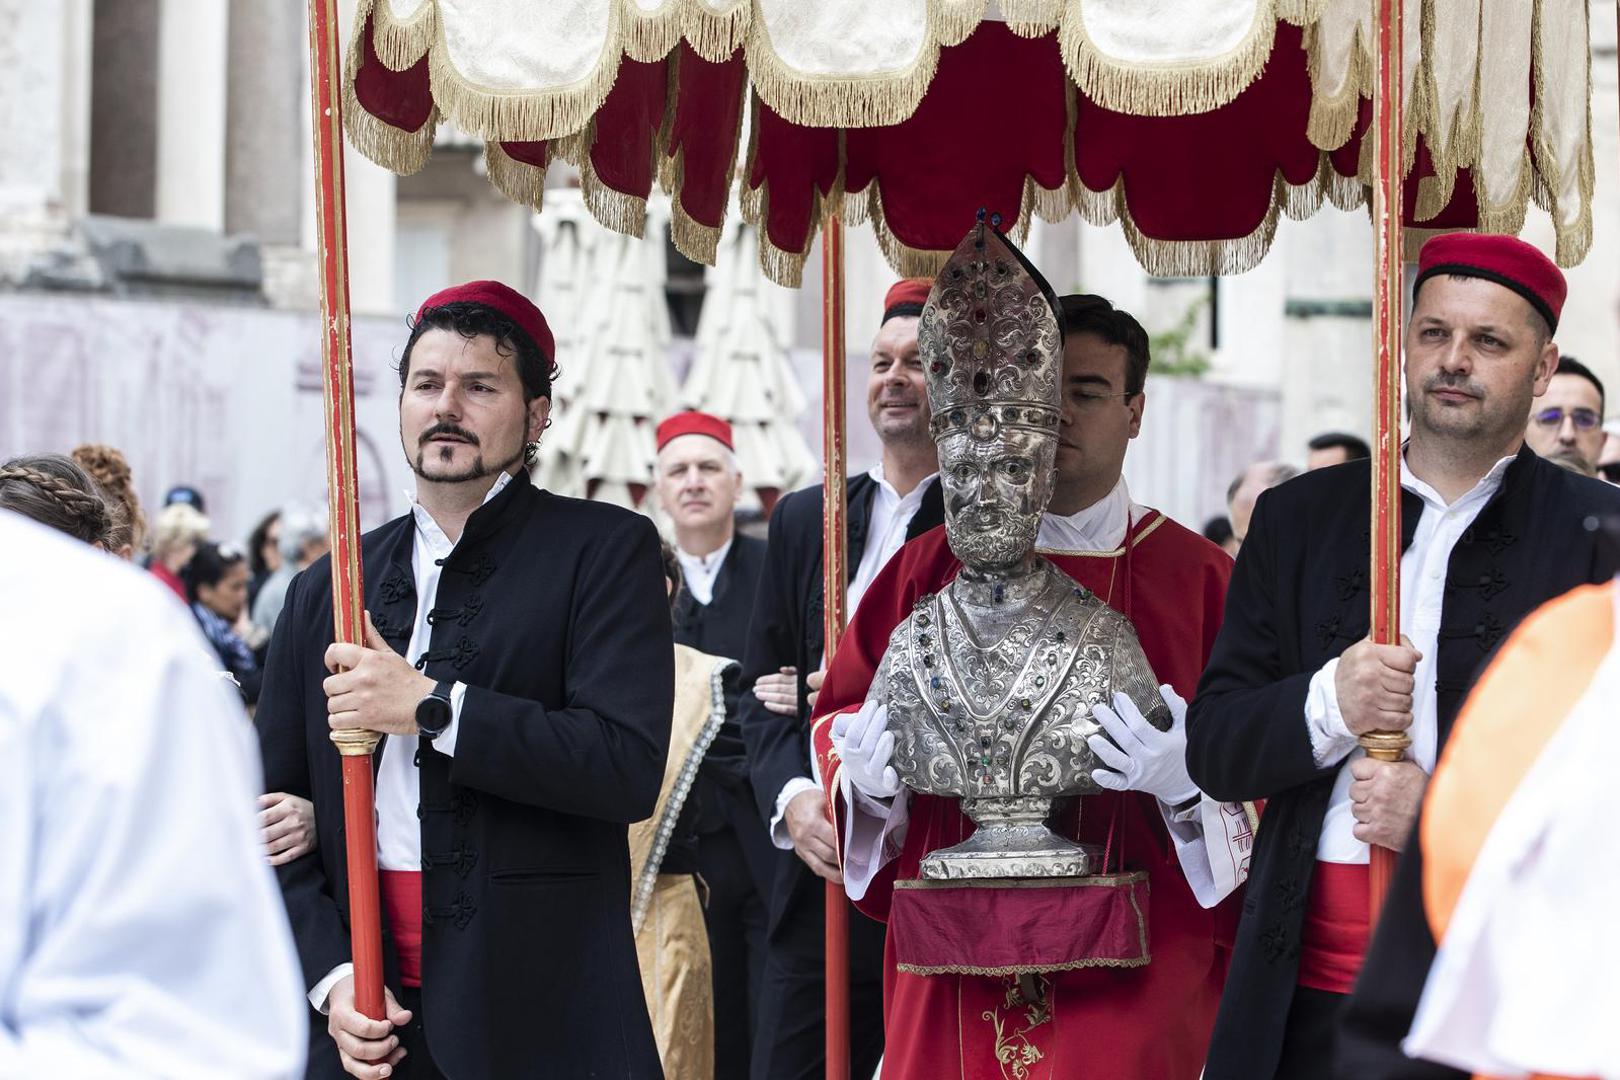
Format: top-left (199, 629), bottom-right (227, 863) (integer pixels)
top-left (814, 512), bottom-right (1238, 1079)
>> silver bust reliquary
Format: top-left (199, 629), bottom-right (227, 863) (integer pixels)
top-left (872, 217), bottom-right (1168, 881)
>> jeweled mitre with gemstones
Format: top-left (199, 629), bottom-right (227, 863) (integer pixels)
top-left (870, 219), bottom-right (1168, 880)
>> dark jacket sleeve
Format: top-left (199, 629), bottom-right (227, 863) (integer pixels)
top-left (256, 569), bottom-right (351, 989)
top-left (740, 493), bottom-right (812, 826)
top-left (1186, 487), bottom-right (1339, 803)
top-left (1337, 811), bottom-right (1466, 1080)
top-left (449, 513), bottom-right (673, 823)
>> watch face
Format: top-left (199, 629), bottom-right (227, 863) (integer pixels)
top-left (416, 694), bottom-right (451, 736)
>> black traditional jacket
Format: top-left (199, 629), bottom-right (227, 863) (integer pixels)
top-left (738, 472), bottom-right (943, 930)
top-left (258, 478), bottom-right (673, 1080)
top-left (1186, 446), bottom-right (1620, 1080)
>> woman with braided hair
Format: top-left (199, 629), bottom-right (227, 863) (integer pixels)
top-left (72, 442), bottom-right (146, 560)
top-left (0, 454), bottom-right (119, 550)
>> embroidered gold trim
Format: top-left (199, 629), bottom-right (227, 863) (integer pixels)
top-left (631, 656), bottom-right (736, 934)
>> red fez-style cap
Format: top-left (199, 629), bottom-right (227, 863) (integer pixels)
top-left (1414, 234), bottom-right (1566, 333)
top-left (882, 278), bottom-right (933, 325)
top-left (415, 280), bottom-right (557, 372)
top-left (657, 411), bottom-right (734, 452)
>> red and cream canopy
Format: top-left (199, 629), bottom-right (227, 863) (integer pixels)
top-left (344, 0), bottom-right (1594, 284)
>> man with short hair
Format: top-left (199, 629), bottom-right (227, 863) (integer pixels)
top-left (810, 273), bottom-right (1245, 1077)
top-left (1226, 461), bottom-right (1300, 548)
top-left (1524, 355), bottom-right (1606, 475)
top-left (252, 506), bottom-right (330, 637)
top-left (1187, 234), bottom-right (1620, 1080)
top-left (258, 280), bottom-right (673, 1079)
top-left (1307, 432), bottom-right (1372, 470)
top-left (653, 410), bottom-right (774, 1080)
top-left (740, 278), bottom-right (943, 1080)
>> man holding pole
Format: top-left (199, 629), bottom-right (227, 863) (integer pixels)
top-left (740, 278), bottom-right (943, 1080)
top-left (258, 280), bottom-right (674, 1079)
top-left (1186, 234), bottom-right (1620, 1080)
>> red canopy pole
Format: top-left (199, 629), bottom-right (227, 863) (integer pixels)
top-left (307, 0), bottom-right (385, 1020)
top-left (1364, 0), bottom-right (1409, 921)
top-left (820, 218), bottom-right (852, 1080)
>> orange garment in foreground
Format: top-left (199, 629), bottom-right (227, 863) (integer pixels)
top-left (813, 513), bottom-right (1237, 1079)
top-left (1420, 580), bottom-right (1612, 1080)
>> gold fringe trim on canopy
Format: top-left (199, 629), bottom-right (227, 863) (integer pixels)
top-left (683, 0), bottom-right (751, 64)
top-left (424, 7), bottom-right (624, 143)
top-left (658, 50), bottom-right (745, 266)
top-left (1058, 1), bottom-right (1280, 117)
top-left (483, 141), bottom-right (548, 211)
top-left (341, 5), bottom-right (436, 176)
top-left (743, 0), bottom-right (980, 129)
top-left (555, 125), bottom-right (653, 238)
top-left (366, 0), bottom-right (436, 72)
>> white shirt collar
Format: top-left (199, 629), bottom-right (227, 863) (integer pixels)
top-left (407, 471), bottom-right (514, 553)
top-left (1399, 450), bottom-right (1516, 513)
top-left (676, 537), bottom-right (733, 573)
top-left (868, 462), bottom-right (937, 509)
top-left (1037, 476), bottom-right (1144, 553)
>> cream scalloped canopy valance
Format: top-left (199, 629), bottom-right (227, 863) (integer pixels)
top-left (344, 0), bottom-right (1594, 283)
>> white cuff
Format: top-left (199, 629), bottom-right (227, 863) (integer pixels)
top-left (1305, 658), bottom-right (1359, 768)
top-left (769, 777), bottom-right (821, 850)
top-left (308, 962), bottom-right (353, 1014)
top-left (430, 681), bottom-right (468, 756)
top-left (840, 776), bottom-right (908, 902)
top-left (1158, 796), bottom-right (1255, 908)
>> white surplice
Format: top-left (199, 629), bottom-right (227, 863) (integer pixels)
top-left (0, 510), bottom-right (306, 1079)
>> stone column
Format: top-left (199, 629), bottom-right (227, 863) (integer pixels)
top-left (155, 0), bottom-right (228, 231)
top-left (0, 0), bottom-right (97, 285)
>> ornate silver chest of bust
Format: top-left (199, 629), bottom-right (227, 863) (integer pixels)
top-left (868, 216), bottom-right (1168, 881)
top-left (874, 562), bottom-right (1168, 879)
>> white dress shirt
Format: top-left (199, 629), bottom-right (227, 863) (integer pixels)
top-left (768, 465), bottom-right (939, 849)
top-left (676, 538), bottom-right (732, 606)
top-left (308, 474), bottom-right (505, 1008)
top-left (1037, 476), bottom-right (1146, 553)
top-left (0, 512), bottom-right (306, 1078)
top-left (1305, 453), bottom-right (1514, 863)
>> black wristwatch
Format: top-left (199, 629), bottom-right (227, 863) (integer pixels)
top-left (415, 678), bottom-right (455, 738)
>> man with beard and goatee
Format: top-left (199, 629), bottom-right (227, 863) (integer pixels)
top-left (740, 279), bottom-right (943, 1079)
top-left (257, 281), bottom-right (673, 1079)
top-left (1186, 234), bottom-right (1620, 1080)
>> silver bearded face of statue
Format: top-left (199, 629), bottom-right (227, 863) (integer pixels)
top-left (939, 427), bottom-right (1056, 571)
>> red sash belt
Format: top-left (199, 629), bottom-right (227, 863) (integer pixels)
top-left (379, 870), bottom-right (423, 988)
top-left (1296, 860), bottom-right (1370, 994)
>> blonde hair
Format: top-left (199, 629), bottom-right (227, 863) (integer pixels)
top-left (150, 502), bottom-right (211, 561)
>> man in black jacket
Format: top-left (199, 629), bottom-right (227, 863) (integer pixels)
top-left (258, 280), bottom-right (672, 1079)
top-left (740, 278), bottom-right (943, 1080)
top-left (1186, 234), bottom-right (1620, 1080)
top-left (653, 409), bottom-right (773, 1080)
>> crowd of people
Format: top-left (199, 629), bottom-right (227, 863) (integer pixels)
top-left (2, 228), bottom-right (1616, 1080)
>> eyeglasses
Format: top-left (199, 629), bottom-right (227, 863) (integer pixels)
top-left (1070, 392), bottom-right (1137, 405)
top-left (1532, 407), bottom-right (1602, 430)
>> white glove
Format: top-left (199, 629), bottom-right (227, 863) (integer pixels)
top-left (830, 699), bottom-right (902, 800)
top-left (1086, 684), bottom-right (1200, 806)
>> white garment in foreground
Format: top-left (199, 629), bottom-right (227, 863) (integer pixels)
top-left (1305, 454), bottom-right (1512, 864)
top-left (0, 510), bottom-right (306, 1079)
top-left (837, 479), bottom-right (1251, 907)
top-left (1403, 583), bottom-right (1620, 1079)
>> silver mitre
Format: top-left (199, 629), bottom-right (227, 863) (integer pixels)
top-left (872, 217), bottom-right (1169, 880)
